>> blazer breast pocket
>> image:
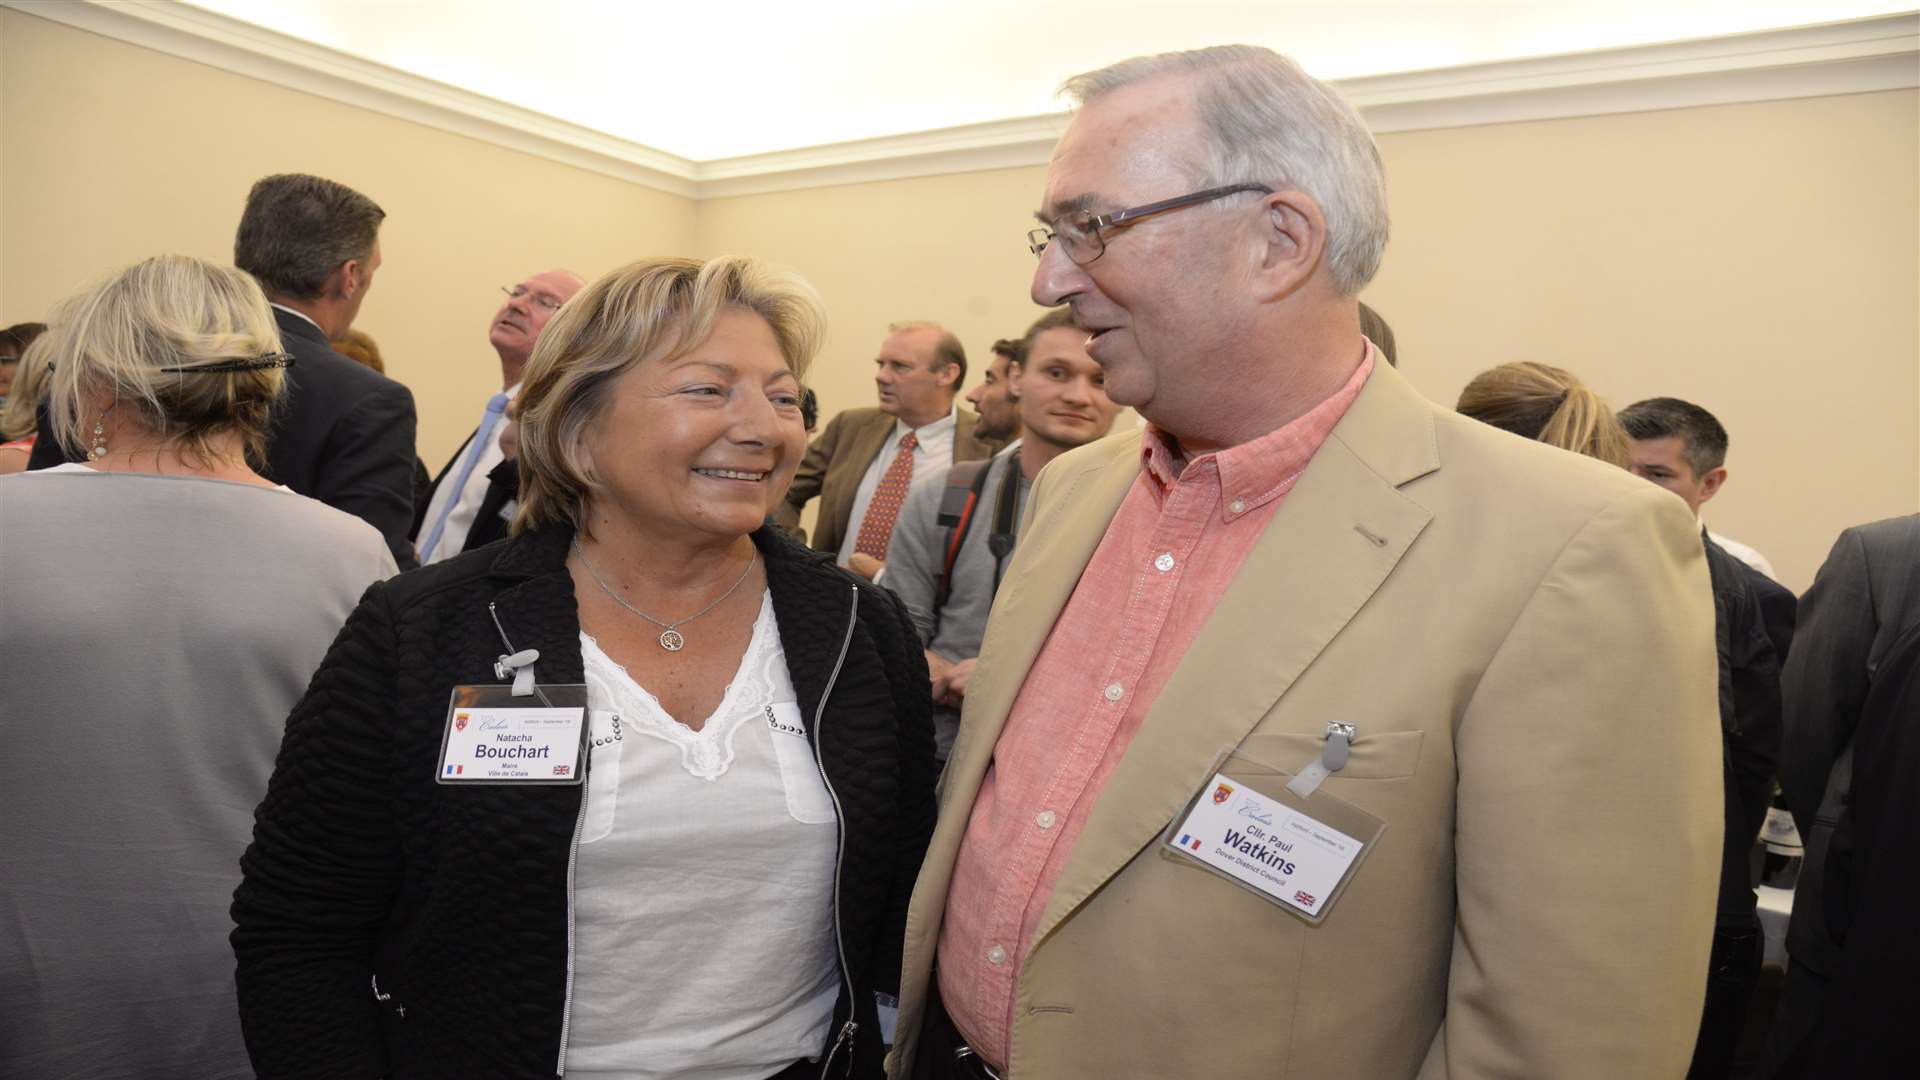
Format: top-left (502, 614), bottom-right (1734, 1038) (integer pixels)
top-left (1234, 729), bottom-right (1426, 781)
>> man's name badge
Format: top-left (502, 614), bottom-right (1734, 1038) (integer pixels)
top-left (1162, 745), bottom-right (1386, 924)
top-left (437, 683), bottom-right (589, 785)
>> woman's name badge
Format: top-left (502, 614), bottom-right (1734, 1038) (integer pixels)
top-left (437, 684), bottom-right (590, 786)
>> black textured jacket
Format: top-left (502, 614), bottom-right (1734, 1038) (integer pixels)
top-left (232, 523), bottom-right (936, 1079)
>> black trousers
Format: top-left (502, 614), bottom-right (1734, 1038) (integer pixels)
top-left (1687, 924), bottom-right (1764, 1079)
top-left (909, 980), bottom-right (1002, 1080)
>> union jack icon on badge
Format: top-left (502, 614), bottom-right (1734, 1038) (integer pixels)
top-left (1212, 782), bottom-right (1234, 804)
top-left (553, 765), bottom-right (570, 776)
top-left (1293, 890), bottom-right (1316, 907)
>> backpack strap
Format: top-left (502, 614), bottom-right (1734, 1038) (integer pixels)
top-left (931, 459), bottom-right (996, 634)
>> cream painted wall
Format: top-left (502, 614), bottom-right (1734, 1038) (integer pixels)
top-left (3, 6), bottom-right (1913, 589)
top-left (0, 9), bottom-right (696, 468)
top-left (697, 92), bottom-right (1920, 592)
top-left (1364, 90), bottom-right (1919, 594)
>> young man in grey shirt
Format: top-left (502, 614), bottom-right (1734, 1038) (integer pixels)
top-left (884, 308), bottom-right (1125, 761)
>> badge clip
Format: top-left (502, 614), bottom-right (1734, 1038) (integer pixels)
top-left (1286, 721), bottom-right (1356, 799)
top-left (494, 649), bottom-right (540, 696)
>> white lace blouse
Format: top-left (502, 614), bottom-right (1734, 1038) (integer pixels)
top-left (566, 592), bottom-right (841, 1079)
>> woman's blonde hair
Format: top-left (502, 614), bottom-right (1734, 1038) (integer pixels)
top-left (46, 254), bottom-right (286, 464)
top-left (1456, 361), bottom-right (1631, 468)
top-left (513, 255), bottom-right (826, 535)
top-left (1, 334), bottom-right (56, 440)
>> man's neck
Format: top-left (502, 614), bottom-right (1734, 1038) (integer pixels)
top-left (268, 297), bottom-right (336, 340)
top-left (498, 351), bottom-right (528, 392)
top-left (895, 400), bottom-right (953, 431)
top-left (1161, 300), bottom-right (1366, 454)
top-left (1018, 435), bottom-right (1073, 481)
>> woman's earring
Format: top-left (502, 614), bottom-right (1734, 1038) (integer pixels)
top-left (89, 402), bottom-right (116, 460)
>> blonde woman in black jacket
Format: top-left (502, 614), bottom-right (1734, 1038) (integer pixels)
top-left (233, 256), bottom-right (936, 1080)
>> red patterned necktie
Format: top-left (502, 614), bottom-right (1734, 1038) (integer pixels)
top-left (853, 431), bottom-right (918, 559)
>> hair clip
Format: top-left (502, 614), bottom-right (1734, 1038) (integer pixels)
top-left (157, 353), bottom-right (297, 374)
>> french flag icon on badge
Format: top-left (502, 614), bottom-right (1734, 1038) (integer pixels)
top-left (1179, 834), bottom-right (1202, 851)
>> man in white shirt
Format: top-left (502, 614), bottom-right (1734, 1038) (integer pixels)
top-left (1620, 397), bottom-right (1778, 578)
top-left (775, 322), bottom-right (1004, 580)
top-left (413, 269), bottom-right (584, 563)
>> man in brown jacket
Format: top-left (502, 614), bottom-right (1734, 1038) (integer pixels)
top-left (776, 321), bottom-right (1001, 579)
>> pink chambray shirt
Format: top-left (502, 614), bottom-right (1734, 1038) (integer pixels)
top-left (935, 347), bottom-right (1377, 1066)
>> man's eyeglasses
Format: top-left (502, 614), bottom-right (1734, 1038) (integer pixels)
top-left (501, 285), bottom-right (565, 313)
top-left (1027, 183), bottom-right (1274, 265)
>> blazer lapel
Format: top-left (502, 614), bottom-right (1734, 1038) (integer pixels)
top-left (908, 434), bottom-right (1142, 922)
top-left (820, 412), bottom-right (896, 551)
top-left (945, 433), bottom-right (1141, 798)
top-left (1031, 364), bottom-right (1441, 947)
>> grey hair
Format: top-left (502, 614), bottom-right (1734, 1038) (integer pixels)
top-left (233, 173), bottom-right (385, 300)
top-left (1061, 45), bottom-right (1389, 295)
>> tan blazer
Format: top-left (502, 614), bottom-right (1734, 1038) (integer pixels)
top-left (891, 362), bottom-right (1722, 1078)
top-left (776, 405), bottom-right (1002, 555)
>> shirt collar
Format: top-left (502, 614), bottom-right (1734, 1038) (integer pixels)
top-left (1140, 343), bottom-right (1378, 517)
top-left (269, 303), bottom-right (325, 337)
top-left (894, 403), bottom-right (957, 442)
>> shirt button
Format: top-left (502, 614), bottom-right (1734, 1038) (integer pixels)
top-left (1228, 499), bottom-right (1247, 515)
top-left (1154, 552), bottom-right (1175, 573)
top-left (987, 945), bottom-right (1008, 966)
top-left (1036, 810), bottom-right (1057, 830)
top-left (1103, 682), bottom-right (1124, 703)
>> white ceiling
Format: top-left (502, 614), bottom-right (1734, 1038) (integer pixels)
top-left (181, 0), bottom-right (1912, 161)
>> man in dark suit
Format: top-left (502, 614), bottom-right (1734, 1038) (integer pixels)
top-left (1764, 513), bottom-right (1920, 1077)
top-left (411, 269), bottom-right (584, 564)
top-left (1808, 620), bottom-right (1920, 1075)
top-left (774, 321), bottom-right (1002, 580)
top-left (31, 173), bottom-right (418, 567)
top-left (236, 174), bottom-right (417, 569)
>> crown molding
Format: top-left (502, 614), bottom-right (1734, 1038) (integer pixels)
top-left (6, 2), bottom-right (1916, 200)
top-left (1344, 11), bottom-right (1920, 134)
top-left (3, 0), bottom-right (702, 197)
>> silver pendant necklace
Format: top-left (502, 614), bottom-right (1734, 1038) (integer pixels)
top-left (571, 540), bottom-right (757, 651)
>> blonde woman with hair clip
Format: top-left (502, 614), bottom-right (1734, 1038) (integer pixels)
top-left (0, 254), bottom-right (395, 1080)
top-left (1455, 360), bottom-right (1633, 467)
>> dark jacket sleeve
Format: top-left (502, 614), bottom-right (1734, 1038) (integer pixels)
top-left (865, 581), bottom-right (935, 998)
top-left (776, 416), bottom-right (841, 537)
top-left (1726, 582), bottom-right (1783, 857)
top-left (232, 580), bottom-right (404, 1079)
top-left (316, 378), bottom-right (421, 570)
top-left (1745, 565), bottom-right (1797, 664)
top-left (1780, 529), bottom-right (1875, 835)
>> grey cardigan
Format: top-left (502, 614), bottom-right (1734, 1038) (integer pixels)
top-left (0, 469), bottom-right (394, 1079)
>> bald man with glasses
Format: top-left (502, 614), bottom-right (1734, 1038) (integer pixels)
top-left (413, 269), bottom-right (584, 563)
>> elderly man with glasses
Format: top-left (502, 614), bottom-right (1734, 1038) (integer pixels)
top-left (413, 269), bottom-right (585, 563)
top-left (889, 46), bottom-right (1723, 1080)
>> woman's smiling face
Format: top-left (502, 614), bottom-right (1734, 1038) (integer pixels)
top-left (584, 307), bottom-right (806, 542)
